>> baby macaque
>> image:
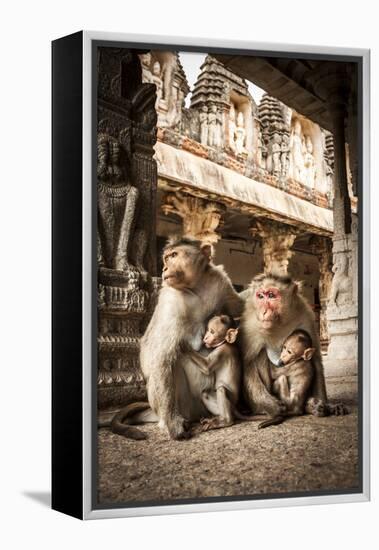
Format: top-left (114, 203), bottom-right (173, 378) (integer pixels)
top-left (259, 329), bottom-right (315, 429)
top-left (188, 314), bottom-right (242, 431)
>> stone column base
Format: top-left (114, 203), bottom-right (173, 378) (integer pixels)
top-left (324, 304), bottom-right (358, 377)
top-left (324, 374), bottom-right (358, 404)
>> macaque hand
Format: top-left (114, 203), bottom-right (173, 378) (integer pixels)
top-left (266, 396), bottom-right (287, 417)
top-left (167, 414), bottom-right (191, 440)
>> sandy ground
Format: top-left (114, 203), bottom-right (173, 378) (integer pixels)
top-left (97, 378), bottom-right (359, 505)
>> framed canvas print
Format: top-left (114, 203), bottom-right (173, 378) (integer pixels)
top-left (52, 31), bottom-right (370, 520)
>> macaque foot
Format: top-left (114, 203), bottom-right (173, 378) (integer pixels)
top-left (199, 417), bottom-right (233, 431)
top-left (167, 416), bottom-right (191, 440)
top-left (328, 402), bottom-right (349, 416)
top-left (265, 399), bottom-right (287, 417)
top-left (305, 397), bottom-right (328, 417)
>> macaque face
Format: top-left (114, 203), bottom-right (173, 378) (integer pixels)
top-left (162, 244), bottom-right (210, 290)
top-left (203, 318), bottom-right (228, 348)
top-left (254, 285), bottom-right (283, 329)
top-left (203, 316), bottom-right (238, 348)
top-left (279, 335), bottom-right (315, 365)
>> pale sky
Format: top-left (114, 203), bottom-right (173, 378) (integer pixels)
top-left (179, 51), bottom-right (266, 107)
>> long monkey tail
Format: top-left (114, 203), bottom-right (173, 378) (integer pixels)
top-left (257, 415), bottom-right (285, 429)
top-left (233, 408), bottom-right (276, 423)
top-left (110, 402), bottom-right (152, 440)
top-left (233, 409), bottom-right (264, 421)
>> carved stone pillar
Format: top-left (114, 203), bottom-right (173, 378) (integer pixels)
top-left (326, 99), bottom-right (357, 377)
top-left (330, 103), bottom-right (352, 236)
top-left (161, 192), bottom-right (225, 244)
top-left (97, 48), bottom-right (158, 409)
top-left (309, 67), bottom-right (358, 378)
top-left (325, 213), bottom-right (358, 377)
top-left (249, 219), bottom-right (298, 275)
top-left (311, 236), bottom-right (333, 352)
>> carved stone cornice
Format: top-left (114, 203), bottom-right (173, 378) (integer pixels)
top-left (156, 142), bottom-right (333, 237)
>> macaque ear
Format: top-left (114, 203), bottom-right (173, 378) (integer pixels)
top-left (302, 347), bottom-right (315, 361)
top-left (292, 280), bottom-right (304, 295)
top-left (225, 328), bottom-right (238, 344)
top-left (200, 243), bottom-right (213, 262)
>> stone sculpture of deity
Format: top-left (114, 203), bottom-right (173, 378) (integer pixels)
top-left (290, 119), bottom-right (305, 182)
top-left (215, 106), bottom-right (223, 148)
top-left (207, 104), bottom-right (217, 147)
top-left (199, 105), bottom-right (209, 146)
top-left (235, 111), bottom-right (246, 154)
top-left (303, 135), bottom-right (316, 188)
top-left (152, 61), bottom-right (163, 110)
top-left (228, 104), bottom-right (237, 152)
top-left (271, 133), bottom-right (282, 176)
top-left (97, 133), bottom-right (139, 272)
top-left (330, 252), bottom-right (351, 307)
top-left (140, 52), bottom-right (154, 84)
top-left (280, 134), bottom-right (290, 177)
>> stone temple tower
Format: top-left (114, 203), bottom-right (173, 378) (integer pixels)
top-left (189, 55), bottom-right (256, 154)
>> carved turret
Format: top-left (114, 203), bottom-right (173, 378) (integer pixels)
top-left (188, 55), bottom-right (256, 153)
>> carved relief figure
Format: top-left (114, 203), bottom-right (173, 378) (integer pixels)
top-left (330, 253), bottom-right (351, 306)
top-left (215, 106), bottom-right (223, 148)
top-left (152, 61), bottom-right (163, 110)
top-left (207, 104), bottom-right (217, 147)
top-left (228, 104), bottom-right (237, 152)
top-left (140, 52), bottom-right (154, 83)
top-left (173, 90), bottom-right (185, 130)
top-left (303, 135), bottom-right (316, 188)
top-left (199, 105), bottom-right (209, 146)
top-left (257, 133), bottom-right (263, 168)
top-left (290, 119), bottom-right (305, 182)
top-left (280, 134), bottom-right (290, 176)
top-left (235, 111), bottom-right (246, 154)
top-left (97, 133), bottom-right (139, 271)
top-left (271, 133), bottom-right (282, 176)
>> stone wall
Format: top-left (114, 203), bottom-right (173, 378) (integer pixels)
top-left (97, 48), bottom-right (159, 409)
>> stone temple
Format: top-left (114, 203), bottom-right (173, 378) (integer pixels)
top-left (96, 48), bottom-right (358, 411)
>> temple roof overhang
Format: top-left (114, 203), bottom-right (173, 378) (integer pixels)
top-left (155, 141), bottom-right (333, 236)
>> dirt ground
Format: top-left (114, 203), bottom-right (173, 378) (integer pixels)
top-left (97, 378), bottom-right (359, 505)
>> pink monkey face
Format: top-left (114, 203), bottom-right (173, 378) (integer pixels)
top-left (255, 287), bottom-right (282, 329)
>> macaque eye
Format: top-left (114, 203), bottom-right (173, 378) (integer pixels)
top-left (268, 292), bottom-right (275, 299)
top-left (257, 293), bottom-right (264, 299)
top-left (210, 329), bottom-right (215, 334)
top-left (170, 252), bottom-right (177, 258)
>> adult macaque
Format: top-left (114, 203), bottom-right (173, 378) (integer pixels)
top-left (259, 329), bottom-right (315, 428)
top-left (187, 315), bottom-right (244, 431)
top-left (111, 238), bottom-right (244, 440)
top-left (241, 273), bottom-right (347, 419)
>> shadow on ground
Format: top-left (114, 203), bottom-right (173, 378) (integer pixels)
top-left (23, 492), bottom-right (51, 508)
